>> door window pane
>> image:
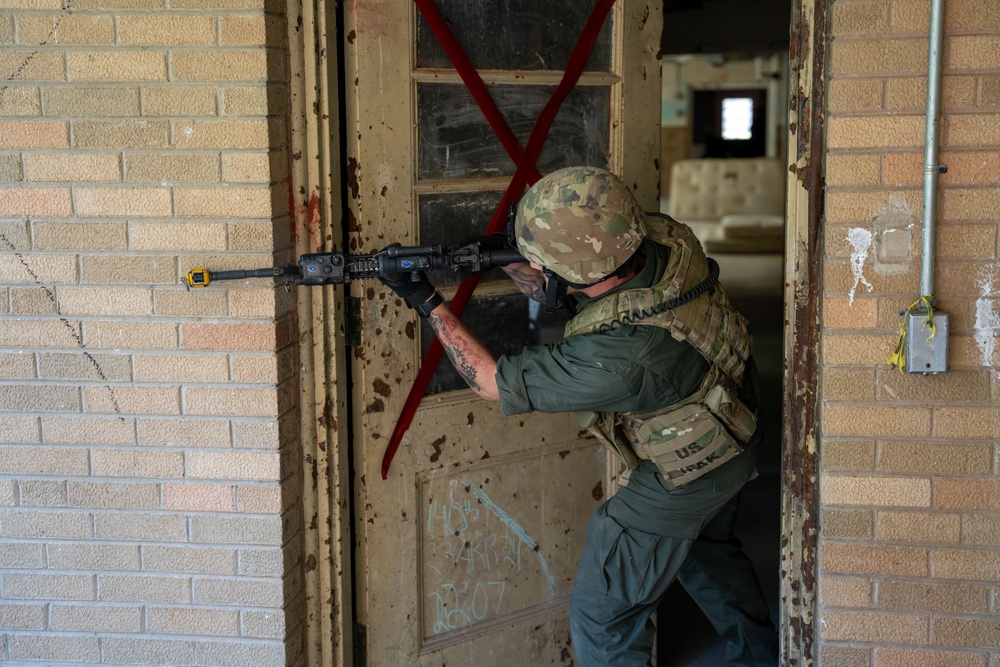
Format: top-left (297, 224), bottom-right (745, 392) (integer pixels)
top-left (419, 191), bottom-right (509, 287)
top-left (417, 83), bottom-right (610, 180)
top-left (416, 1), bottom-right (612, 72)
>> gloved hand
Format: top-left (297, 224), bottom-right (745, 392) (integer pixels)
top-left (378, 244), bottom-right (436, 310)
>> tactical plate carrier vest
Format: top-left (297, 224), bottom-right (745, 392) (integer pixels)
top-left (567, 213), bottom-right (757, 488)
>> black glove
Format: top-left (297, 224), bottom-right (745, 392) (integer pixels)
top-left (378, 244), bottom-right (436, 310)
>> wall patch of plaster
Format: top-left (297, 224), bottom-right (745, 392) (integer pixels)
top-left (974, 265), bottom-right (999, 368)
top-left (872, 200), bottom-right (914, 276)
top-left (847, 227), bottom-right (874, 305)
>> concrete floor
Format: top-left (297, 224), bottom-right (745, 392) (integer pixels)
top-left (656, 252), bottom-right (785, 667)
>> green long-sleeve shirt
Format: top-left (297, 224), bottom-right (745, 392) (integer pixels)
top-left (495, 240), bottom-right (719, 417)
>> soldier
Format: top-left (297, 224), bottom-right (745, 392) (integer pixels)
top-left (380, 166), bottom-right (778, 666)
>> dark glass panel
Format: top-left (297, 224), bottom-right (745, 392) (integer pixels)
top-left (417, 83), bottom-right (610, 180)
top-left (418, 191), bottom-right (508, 286)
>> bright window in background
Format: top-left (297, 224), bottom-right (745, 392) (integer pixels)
top-left (722, 97), bottom-right (753, 140)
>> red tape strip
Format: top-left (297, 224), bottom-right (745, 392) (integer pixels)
top-left (382, 0), bottom-right (617, 479)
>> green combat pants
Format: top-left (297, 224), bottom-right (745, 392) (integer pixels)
top-left (568, 449), bottom-right (777, 667)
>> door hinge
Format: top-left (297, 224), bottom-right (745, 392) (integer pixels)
top-left (346, 295), bottom-right (362, 347)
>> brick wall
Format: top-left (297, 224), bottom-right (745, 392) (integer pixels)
top-left (821, 0), bottom-right (1000, 665)
top-left (0, 1), bottom-right (303, 665)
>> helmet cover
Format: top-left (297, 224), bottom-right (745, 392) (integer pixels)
top-left (515, 166), bottom-right (647, 286)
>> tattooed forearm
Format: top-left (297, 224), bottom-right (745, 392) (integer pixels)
top-left (501, 262), bottom-right (546, 302)
top-left (426, 306), bottom-right (499, 401)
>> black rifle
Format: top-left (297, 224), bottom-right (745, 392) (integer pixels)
top-left (183, 240), bottom-right (525, 289)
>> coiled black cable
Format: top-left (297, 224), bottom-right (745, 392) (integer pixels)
top-left (596, 257), bottom-right (720, 333)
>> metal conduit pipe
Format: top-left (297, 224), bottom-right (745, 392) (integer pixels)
top-left (921, 0), bottom-right (946, 297)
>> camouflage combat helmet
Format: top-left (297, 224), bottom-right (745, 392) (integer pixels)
top-left (515, 166), bottom-right (647, 286)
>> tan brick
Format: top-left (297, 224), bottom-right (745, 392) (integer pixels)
top-left (119, 15), bottom-right (217, 45)
top-left (982, 76), bottom-right (1000, 107)
top-left (0, 446), bottom-right (86, 476)
top-left (935, 408), bottom-right (1000, 439)
top-left (25, 152), bottom-right (122, 183)
top-left (193, 640), bottom-right (285, 666)
top-left (38, 351), bottom-right (131, 382)
top-left (0, 353), bottom-right (35, 380)
top-left (236, 484), bottom-right (282, 514)
top-left (878, 368), bottom-right (990, 403)
top-left (934, 480), bottom-right (1000, 510)
top-left (125, 153), bottom-right (221, 183)
top-left (886, 76), bottom-right (978, 111)
top-left (825, 153), bottom-right (881, 187)
top-left (190, 514), bottom-right (282, 545)
top-left (163, 483), bottom-right (234, 512)
top-left (820, 575), bottom-right (872, 607)
top-left (143, 85), bottom-right (218, 116)
top-left (963, 515), bottom-right (1000, 546)
top-left (820, 609), bottom-right (928, 643)
top-left (137, 417), bottom-right (231, 448)
top-left (0, 120), bottom-right (67, 148)
top-left (143, 546), bottom-right (235, 575)
top-left (68, 481), bottom-right (159, 510)
top-left (237, 546), bottom-right (284, 575)
top-left (229, 221), bottom-right (276, 253)
top-left (173, 119), bottom-right (270, 149)
top-left (0, 318), bottom-right (79, 349)
top-left (68, 50), bottom-right (167, 81)
top-left (130, 221), bottom-right (227, 252)
top-left (11, 287), bottom-right (57, 315)
top-left (822, 508), bottom-right (874, 539)
top-left (822, 475), bottom-right (931, 507)
top-left (948, 114), bottom-right (1000, 149)
top-left (232, 420), bottom-right (280, 450)
top-left (82, 254), bottom-right (177, 285)
top-left (0, 50), bottom-right (65, 81)
top-left (933, 617), bottom-right (1000, 649)
top-left (8, 635), bottom-right (100, 662)
top-left (194, 576), bottom-right (282, 607)
top-left (822, 259), bottom-right (918, 297)
top-left (0, 542), bottom-right (45, 569)
top-left (76, 186), bottom-right (172, 217)
top-left (823, 297), bottom-right (878, 329)
top-left (221, 15), bottom-right (283, 45)
top-left (832, 2), bottom-right (888, 34)
top-left (933, 547), bottom-right (1000, 580)
top-left (56, 286), bottom-right (152, 318)
top-left (18, 14), bottom-right (115, 45)
top-left (821, 542), bottom-right (928, 576)
top-left (0, 86), bottom-right (41, 116)
top-left (0, 604), bottom-right (46, 631)
top-left (828, 115), bottom-right (925, 149)
top-left (43, 86), bottom-right (140, 117)
top-left (185, 387), bottom-right (278, 417)
top-left (32, 221), bottom-right (125, 251)
top-left (85, 321), bottom-right (178, 350)
top-left (0, 186), bottom-right (72, 216)
top-left (98, 573), bottom-right (190, 603)
top-left (220, 86), bottom-right (273, 116)
top-left (186, 451), bottom-right (279, 482)
top-left (0, 384), bottom-right (80, 412)
top-left (823, 440), bottom-right (876, 472)
top-left (95, 512), bottom-right (186, 541)
top-left (0, 253), bottom-right (77, 283)
top-left (48, 542), bottom-right (140, 571)
top-left (942, 189), bottom-right (1000, 224)
top-left (875, 648), bottom-right (986, 667)
top-left (242, 609), bottom-right (285, 638)
top-left (232, 354), bottom-right (277, 384)
top-left (92, 449), bottom-right (183, 478)
top-left (935, 223), bottom-right (997, 258)
top-left (0, 480), bottom-right (15, 506)
top-left (43, 416), bottom-right (136, 445)
top-left (222, 153), bottom-right (272, 183)
top-left (173, 51), bottom-right (270, 81)
top-left (176, 187), bottom-right (272, 218)
top-left (0, 153), bottom-right (22, 182)
top-left (19, 479), bottom-right (65, 506)
top-left (134, 353), bottom-right (229, 383)
top-left (183, 322), bottom-right (276, 352)
top-left (879, 579), bottom-right (987, 614)
top-left (155, 288), bottom-right (229, 317)
top-left (831, 38), bottom-right (927, 75)
top-left (73, 119), bottom-right (170, 148)
top-left (147, 605), bottom-right (239, 636)
top-left (0, 14), bottom-right (11, 43)
top-left (102, 637), bottom-right (196, 666)
top-left (823, 405), bottom-right (931, 438)
top-left (826, 189), bottom-right (924, 225)
top-left (948, 36), bottom-right (1000, 71)
top-left (51, 602), bottom-right (142, 632)
top-left (2, 572), bottom-right (94, 600)
top-left (879, 441), bottom-right (993, 475)
top-left (878, 510), bottom-right (961, 543)
top-left (69, 0), bottom-right (166, 6)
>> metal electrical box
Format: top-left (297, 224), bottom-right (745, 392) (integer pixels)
top-left (905, 312), bottom-right (949, 374)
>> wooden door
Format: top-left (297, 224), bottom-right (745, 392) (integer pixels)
top-left (342, 2), bottom-right (661, 663)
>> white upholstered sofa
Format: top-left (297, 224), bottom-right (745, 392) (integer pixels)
top-left (666, 158), bottom-right (786, 253)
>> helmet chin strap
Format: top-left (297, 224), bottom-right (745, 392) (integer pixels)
top-left (543, 268), bottom-right (568, 316)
